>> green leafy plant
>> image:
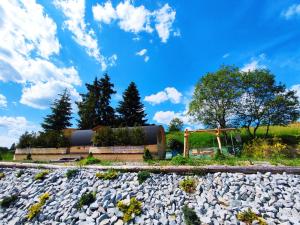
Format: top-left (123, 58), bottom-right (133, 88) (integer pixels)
top-left (92, 127), bottom-right (114, 146)
top-left (167, 138), bottom-right (184, 153)
top-left (137, 171), bottom-right (150, 184)
top-left (76, 192), bottom-right (96, 209)
top-left (66, 169), bottom-right (79, 179)
top-left (0, 195), bottom-right (18, 208)
top-left (182, 205), bottom-right (201, 225)
top-left (0, 172), bottom-right (5, 179)
top-left (79, 153), bottom-right (101, 165)
top-left (34, 170), bottom-right (50, 180)
top-left (237, 208), bottom-right (267, 225)
top-left (171, 155), bottom-right (188, 165)
top-left (16, 170), bottom-right (24, 178)
top-left (96, 169), bottom-right (118, 180)
top-left (27, 193), bottom-right (50, 220)
top-left (143, 148), bottom-right (152, 161)
top-left (179, 178), bottom-right (197, 193)
top-left (117, 197), bottom-right (142, 222)
top-left (26, 153), bottom-right (32, 160)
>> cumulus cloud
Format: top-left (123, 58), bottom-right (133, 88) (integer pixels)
top-left (281, 4), bottom-right (300, 19)
top-left (136, 49), bottom-right (149, 62)
top-left (0, 94), bottom-right (7, 108)
top-left (92, 1), bottom-right (177, 43)
top-left (241, 54), bottom-right (266, 72)
top-left (0, 0), bottom-right (82, 109)
top-left (54, 0), bottom-right (117, 70)
top-left (0, 116), bottom-right (39, 147)
top-left (144, 87), bottom-right (182, 105)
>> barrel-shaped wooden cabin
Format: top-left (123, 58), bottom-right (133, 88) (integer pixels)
top-left (14, 125), bottom-right (166, 162)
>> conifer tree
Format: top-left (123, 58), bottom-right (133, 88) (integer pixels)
top-left (117, 82), bottom-right (147, 126)
top-left (41, 90), bottom-right (73, 131)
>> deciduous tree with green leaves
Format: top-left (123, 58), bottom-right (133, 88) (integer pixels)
top-left (168, 117), bottom-right (184, 132)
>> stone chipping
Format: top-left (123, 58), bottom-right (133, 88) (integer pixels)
top-left (0, 168), bottom-right (300, 225)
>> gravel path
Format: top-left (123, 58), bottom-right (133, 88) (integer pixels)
top-left (0, 168), bottom-right (300, 225)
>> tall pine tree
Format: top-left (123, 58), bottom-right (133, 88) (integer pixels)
top-left (117, 82), bottom-right (147, 127)
top-left (41, 90), bottom-right (73, 131)
top-left (77, 74), bottom-right (116, 129)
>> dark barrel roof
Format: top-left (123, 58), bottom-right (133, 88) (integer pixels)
top-left (70, 125), bottom-right (164, 146)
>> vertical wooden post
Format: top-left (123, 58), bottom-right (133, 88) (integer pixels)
top-left (216, 128), bottom-right (222, 154)
top-left (184, 129), bottom-right (189, 158)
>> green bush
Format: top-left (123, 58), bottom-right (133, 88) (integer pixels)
top-left (0, 154), bottom-right (2, 160)
top-left (0, 195), bottom-right (18, 208)
top-left (179, 178), bottom-right (197, 193)
top-left (237, 208), bottom-right (267, 225)
top-left (114, 128), bottom-right (131, 146)
top-left (117, 197), bottom-right (142, 222)
top-left (66, 169), bottom-right (79, 179)
top-left (16, 170), bottom-right (24, 178)
top-left (130, 127), bottom-right (145, 145)
top-left (26, 153), bottom-right (32, 160)
top-left (79, 154), bottom-right (101, 165)
top-left (143, 148), bottom-right (152, 161)
top-left (137, 171), bottom-right (150, 184)
top-left (167, 138), bottom-right (184, 153)
top-left (0, 172), bottom-right (5, 179)
top-left (93, 127), bottom-right (114, 146)
top-left (242, 137), bottom-right (288, 158)
top-left (171, 155), bottom-right (188, 165)
top-left (96, 169), bottom-right (118, 180)
top-left (182, 205), bottom-right (201, 225)
top-left (27, 193), bottom-right (50, 220)
top-left (34, 170), bottom-right (50, 180)
top-left (77, 192), bottom-right (96, 209)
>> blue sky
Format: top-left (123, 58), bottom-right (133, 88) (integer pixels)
top-left (0, 0), bottom-right (300, 147)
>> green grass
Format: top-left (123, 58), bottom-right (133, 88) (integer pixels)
top-left (0, 150), bottom-right (14, 161)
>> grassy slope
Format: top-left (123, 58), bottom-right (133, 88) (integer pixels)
top-left (0, 150), bottom-right (14, 161)
top-left (166, 123), bottom-right (300, 149)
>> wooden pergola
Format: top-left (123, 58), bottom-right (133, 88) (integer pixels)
top-left (183, 127), bottom-right (237, 157)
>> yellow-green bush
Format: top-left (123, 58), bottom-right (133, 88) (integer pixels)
top-left (179, 178), bottom-right (197, 193)
top-left (27, 193), bottom-right (50, 220)
top-left (242, 137), bottom-right (288, 158)
top-left (117, 197), bottom-right (142, 222)
top-left (34, 170), bottom-right (50, 180)
top-left (237, 208), bottom-right (267, 225)
top-left (96, 170), bottom-right (118, 180)
top-left (0, 172), bottom-right (5, 179)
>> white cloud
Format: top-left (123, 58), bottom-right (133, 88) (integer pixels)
top-left (291, 84), bottom-right (300, 100)
top-left (54, 0), bottom-right (116, 70)
top-left (0, 0), bottom-right (82, 109)
top-left (0, 116), bottom-right (39, 147)
top-left (173, 29), bottom-right (181, 37)
top-left (241, 54), bottom-right (266, 72)
top-left (144, 87), bottom-right (182, 105)
top-left (144, 56), bottom-right (150, 62)
top-left (20, 80), bottom-right (81, 110)
top-left (154, 4), bottom-right (176, 43)
top-left (223, 53), bottom-right (230, 58)
top-left (92, 1), bottom-right (177, 43)
top-left (153, 110), bottom-right (176, 125)
top-left (0, 94), bottom-right (7, 108)
top-left (136, 49), bottom-right (147, 56)
top-left (282, 4), bottom-right (300, 19)
top-left (92, 1), bottom-right (117, 24)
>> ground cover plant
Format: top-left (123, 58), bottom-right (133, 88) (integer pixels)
top-left (182, 205), bottom-right (201, 225)
top-left (179, 177), bottom-right (197, 193)
top-left (0, 195), bottom-right (18, 208)
top-left (237, 208), bottom-right (267, 225)
top-left (27, 193), bottom-right (50, 220)
top-left (66, 169), bottom-right (79, 179)
top-left (16, 170), bottom-right (24, 178)
top-left (78, 153), bottom-right (101, 166)
top-left (0, 172), bottom-right (5, 179)
top-left (76, 192), bottom-right (96, 209)
top-left (137, 171), bottom-right (151, 184)
top-left (34, 170), bottom-right (50, 180)
top-left (96, 169), bottom-right (118, 180)
top-left (117, 197), bottom-right (142, 222)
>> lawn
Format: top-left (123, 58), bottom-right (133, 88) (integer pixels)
top-left (0, 150), bottom-right (14, 161)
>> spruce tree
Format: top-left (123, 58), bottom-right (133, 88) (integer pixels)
top-left (117, 82), bottom-right (147, 127)
top-left (77, 74), bottom-right (116, 129)
top-left (41, 90), bottom-right (73, 131)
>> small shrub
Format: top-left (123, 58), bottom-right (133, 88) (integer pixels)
top-left (0, 172), bottom-right (5, 179)
top-left (137, 171), bottom-right (150, 184)
top-left (179, 178), bottom-right (197, 193)
top-left (171, 155), bottom-right (188, 165)
top-left (79, 154), bottom-right (101, 165)
top-left (92, 127), bottom-right (114, 146)
top-left (130, 127), bottom-right (145, 146)
top-left (0, 195), bottom-right (18, 208)
top-left (182, 205), bottom-right (201, 225)
top-left (167, 138), bottom-right (184, 153)
top-left (16, 170), bottom-right (24, 178)
top-left (26, 153), bottom-right (32, 160)
top-left (66, 169), bottom-right (79, 179)
top-left (77, 192), bottom-right (96, 209)
top-left (117, 197), bottom-right (142, 222)
top-left (96, 169), bottom-right (118, 180)
top-left (143, 148), bottom-right (152, 161)
top-left (27, 193), bottom-right (50, 220)
top-left (237, 208), bottom-right (267, 225)
top-left (34, 170), bottom-right (50, 180)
